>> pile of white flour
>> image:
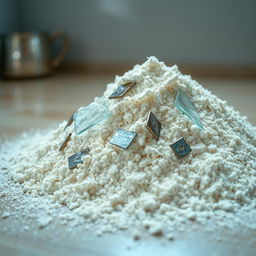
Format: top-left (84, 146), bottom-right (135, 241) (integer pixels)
top-left (1, 57), bottom-right (256, 239)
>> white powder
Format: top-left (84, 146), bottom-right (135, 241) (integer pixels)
top-left (1, 57), bottom-right (256, 239)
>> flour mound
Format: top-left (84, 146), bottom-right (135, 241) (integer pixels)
top-left (5, 57), bottom-right (256, 236)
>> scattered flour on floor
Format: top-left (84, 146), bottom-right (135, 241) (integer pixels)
top-left (1, 57), bottom-right (256, 239)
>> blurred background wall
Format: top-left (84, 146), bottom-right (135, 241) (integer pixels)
top-left (1, 0), bottom-right (256, 67)
top-left (0, 0), bottom-right (18, 33)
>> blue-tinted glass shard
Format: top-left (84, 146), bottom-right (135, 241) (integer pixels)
top-left (74, 97), bottom-right (112, 135)
top-left (109, 129), bottom-right (137, 149)
top-left (108, 81), bottom-right (136, 99)
top-left (175, 89), bottom-right (204, 130)
top-left (68, 148), bottom-right (89, 170)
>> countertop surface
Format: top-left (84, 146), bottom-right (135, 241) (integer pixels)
top-left (0, 73), bottom-right (256, 256)
top-left (0, 73), bottom-right (256, 138)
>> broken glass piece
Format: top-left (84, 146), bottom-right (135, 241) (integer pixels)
top-left (59, 133), bottom-right (72, 152)
top-left (109, 128), bottom-right (137, 149)
top-left (170, 137), bottom-right (191, 159)
top-left (108, 81), bottom-right (136, 99)
top-left (175, 89), bottom-right (204, 130)
top-left (68, 148), bottom-right (90, 170)
top-left (64, 111), bottom-right (74, 131)
top-left (74, 97), bottom-right (112, 135)
top-left (146, 111), bottom-right (161, 140)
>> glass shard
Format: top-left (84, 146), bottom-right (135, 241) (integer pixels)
top-left (109, 128), bottom-right (137, 149)
top-left (68, 148), bottom-right (90, 170)
top-left (108, 81), bottom-right (136, 99)
top-left (64, 111), bottom-right (74, 131)
top-left (175, 89), bottom-right (204, 130)
top-left (59, 133), bottom-right (72, 152)
top-left (146, 111), bottom-right (161, 141)
top-left (74, 97), bottom-right (112, 135)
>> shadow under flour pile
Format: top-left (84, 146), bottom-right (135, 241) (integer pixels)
top-left (5, 57), bottom-right (256, 237)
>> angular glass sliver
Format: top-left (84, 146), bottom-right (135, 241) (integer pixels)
top-left (74, 97), bottom-right (112, 135)
top-left (68, 148), bottom-right (89, 170)
top-left (108, 81), bottom-right (136, 99)
top-left (109, 128), bottom-right (137, 149)
top-left (146, 112), bottom-right (161, 140)
top-left (175, 89), bottom-right (204, 130)
top-left (59, 133), bottom-right (72, 152)
top-left (64, 111), bottom-right (74, 131)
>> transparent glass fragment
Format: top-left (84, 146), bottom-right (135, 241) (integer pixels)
top-left (175, 89), bottom-right (204, 130)
top-left (109, 129), bottom-right (137, 149)
top-left (74, 97), bottom-right (112, 135)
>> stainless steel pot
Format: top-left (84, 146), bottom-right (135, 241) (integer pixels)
top-left (0, 31), bottom-right (69, 78)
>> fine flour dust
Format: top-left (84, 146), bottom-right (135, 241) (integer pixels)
top-left (1, 57), bottom-right (256, 239)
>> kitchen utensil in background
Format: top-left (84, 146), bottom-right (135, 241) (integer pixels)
top-left (0, 31), bottom-right (69, 78)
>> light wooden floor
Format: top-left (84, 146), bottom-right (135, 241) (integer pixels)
top-left (0, 73), bottom-right (255, 139)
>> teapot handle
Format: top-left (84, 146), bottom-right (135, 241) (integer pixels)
top-left (50, 32), bottom-right (69, 69)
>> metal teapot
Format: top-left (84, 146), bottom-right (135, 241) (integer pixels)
top-left (0, 31), bottom-right (69, 78)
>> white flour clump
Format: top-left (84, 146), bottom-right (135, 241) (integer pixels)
top-left (2, 57), bottom-right (256, 238)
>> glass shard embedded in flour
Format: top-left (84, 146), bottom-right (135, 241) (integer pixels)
top-left (64, 111), bottom-right (75, 131)
top-left (175, 89), bottom-right (204, 130)
top-left (108, 81), bottom-right (136, 99)
top-left (170, 137), bottom-right (191, 159)
top-left (109, 128), bottom-right (137, 149)
top-left (74, 97), bottom-right (112, 135)
top-left (59, 133), bottom-right (72, 152)
top-left (68, 148), bottom-right (90, 170)
top-left (146, 112), bottom-right (161, 140)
